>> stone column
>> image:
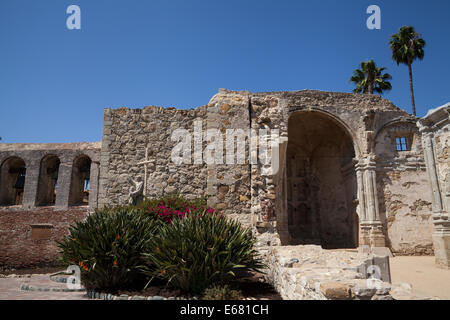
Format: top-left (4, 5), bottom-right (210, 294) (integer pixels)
top-left (420, 129), bottom-right (450, 267)
top-left (422, 133), bottom-right (443, 213)
top-left (97, 108), bottom-right (113, 208)
top-left (88, 161), bottom-right (100, 212)
top-left (22, 159), bottom-right (40, 210)
top-left (356, 156), bottom-right (386, 248)
top-left (54, 161), bottom-right (73, 210)
top-left (273, 136), bottom-right (289, 244)
top-left (355, 160), bottom-right (369, 246)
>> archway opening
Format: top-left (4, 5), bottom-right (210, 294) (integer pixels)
top-left (286, 111), bottom-right (358, 249)
top-left (36, 155), bottom-right (60, 206)
top-left (0, 157), bottom-right (26, 206)
top-left (69, 155), bottom-right (91, 206)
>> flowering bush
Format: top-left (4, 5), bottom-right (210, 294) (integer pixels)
top-left (57, 194), bottom-right (263, 295)
top-left (57, 207), bottom-right (161, 291)
top-left (135, 194), bottom-right (216, 223)
top-left (140, 209), bottom-right (264, 295)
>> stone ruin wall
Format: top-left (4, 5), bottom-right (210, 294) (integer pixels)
top-left (99, 89), bottom-right (433, 254)
top-left (205, 91), bottom-right (252, 226)
top-left (374, 122), bottom-right (433, 255)
top-left (97, 93), bottom-right (254, 227)
top-left (243, 89), bottom-right (433, 254)
top-left (0, 89), bottom-right (439, 269)
top-left (97, 106), bottom-right (210, 207)
top-left (0, 143), bottom-right (100, 267)
top-left (98, 89), bottom-right (435, 255)
top-left (418, 104), bottom-right (450, 267)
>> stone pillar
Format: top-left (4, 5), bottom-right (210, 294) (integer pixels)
top-left (355, 161), bottom-right (369, 246)
top-left (422, 133), bottom-right (444, 213)
top-left (22, 159), bottom-right (40, 210)
top-left (54, 161), bottom-right (73, 210)
top-left (356, 156), bottom-right (386, 248)
top-left (274, 137), bottom-right (289, 244)
top-left (420, 129), bottom-right (450, 267)
top-left (97, 108), bottom-right (113, 208)
top-left (88, 161), bottom-right (100, 212)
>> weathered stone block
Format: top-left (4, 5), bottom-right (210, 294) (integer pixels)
top-left (319, 282), bottom-right (352, 300)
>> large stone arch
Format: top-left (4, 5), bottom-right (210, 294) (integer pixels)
top-left (0, 156), bottom-right (27, 206)
top-left (69, 154), bottom-right (92, 206)
top-left (36, 154), bottom-right (61, 206)
top-left (277, 110), bottom-right (359, 248)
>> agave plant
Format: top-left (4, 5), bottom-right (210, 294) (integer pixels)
top-left (57, 207), bottom-right (161, 290)
top-left (140, 210), bottom-right (265, 294)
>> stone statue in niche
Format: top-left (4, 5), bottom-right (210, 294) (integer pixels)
top-left (128, 176), bottom-right (144, 205)
top-left (261, 199), bottom-right (275, 222)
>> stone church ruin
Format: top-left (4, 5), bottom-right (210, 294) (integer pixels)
top-left (1, 90), bottom-right (448, 296)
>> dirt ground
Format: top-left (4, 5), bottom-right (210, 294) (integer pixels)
top-left (390, 256), bottom-right (450, 300)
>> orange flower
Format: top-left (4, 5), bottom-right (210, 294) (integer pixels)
top-left (78, 261), bottom-right (88, 271)
top-left (116, 235), bottom-right (121, 240)
top-left (113, 260), bottom-right (117, 266)
top-left (160, 270), bottom-right (166, 276)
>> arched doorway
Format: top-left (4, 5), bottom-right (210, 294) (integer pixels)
top-left (285, 111), bottom-right (358, 248)
top-left (36, 155), bottom-right (60, 206)
top-left (0, 157), bottom-right (26, 206)
top-left (69, 155), bottom-right (92, 206)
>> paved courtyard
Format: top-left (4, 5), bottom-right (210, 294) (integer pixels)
top-left (0, 256), bottom-right (449, 300)
top-left (0, 274), bottom-right (89, 300)
top-left (390, 256), bottom-right (450, 300)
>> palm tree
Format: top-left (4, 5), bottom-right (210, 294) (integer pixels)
top-left (389, 26), bottom-right (426, 116)
top-left (350, 60), bottom-right (392, 95)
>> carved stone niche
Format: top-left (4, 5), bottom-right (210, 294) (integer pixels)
top-left (31, 224), bottom-right (53, 240)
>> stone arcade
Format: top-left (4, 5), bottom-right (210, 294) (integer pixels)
top-left (0, 89), bottom-right (449, 298)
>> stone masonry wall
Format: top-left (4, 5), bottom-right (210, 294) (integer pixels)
top-left (97, 106), bottom-right (210, 207)
top-left (0, 143), bottom-right (101, 210)
top-left (0, 207), bottom-right (89, 268)
top-left (98, 89), bottom-right (435, 255)
top-left (0, 143), bottom-right (100, 268)
top-left (418, 103), bottom-right (450, 267)
top-left (205, 90), bottom-right (252, 227)
top-left (374, 121), bottom-right (434, 255)
top-left (97, 96), bottom-right (255, 227)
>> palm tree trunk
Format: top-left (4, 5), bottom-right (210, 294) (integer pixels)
top-left (408, 62), bottom-right (417, 116)
top-left (368, 76), bottom-right (374, 94)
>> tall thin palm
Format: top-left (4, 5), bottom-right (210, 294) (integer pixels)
top-left (350, 60), bottom-right (392, 95)
top-left (389, 26), bottom-right (426, 116)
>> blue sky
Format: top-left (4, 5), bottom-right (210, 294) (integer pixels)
top-left (1, 0), bottom-right (449, 143)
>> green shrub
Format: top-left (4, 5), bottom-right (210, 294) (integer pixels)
top-left (57, 207), bottom-right (161, 291)
top-left (140, 210), bottom-right (265, 294)
top-left (202, 285), bottom-right (243, 300)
